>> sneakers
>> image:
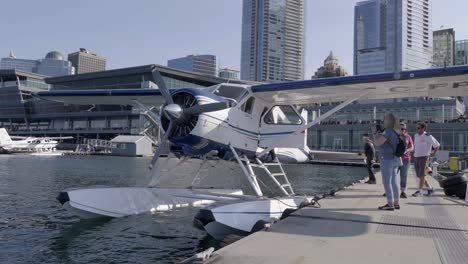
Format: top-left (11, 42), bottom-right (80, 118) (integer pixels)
top-left (365, 180), bottom-right (376, 184)
top-left (425, 188), bottom-right (434, 196)
top-left (394, 204), bottom-right (401, 210)
top-left (378, 204), bottom-right (395, 211)
top-left (412, 191), bottom-right (422, 197)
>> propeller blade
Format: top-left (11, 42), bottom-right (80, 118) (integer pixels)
top-left (183, 101), bottom-right (235, 115)
top-left (149, 122), bottom-right (174, 170)
top-left (152, 70), bottom-right (173, 104)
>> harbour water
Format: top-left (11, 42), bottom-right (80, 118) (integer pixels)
top-left (0, 155), bottom-right (367, 263)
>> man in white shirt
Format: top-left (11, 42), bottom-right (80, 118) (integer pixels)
top-left (412, 122), bottom-right (440, 197)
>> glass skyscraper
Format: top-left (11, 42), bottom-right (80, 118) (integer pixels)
top-left (354, 0), bottom-right (432, 75)
top-left (241, 0), bottom-right (305, 82)
top-left (167, 55), bottom-right (218, 77)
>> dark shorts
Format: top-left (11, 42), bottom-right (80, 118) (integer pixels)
top-left (414, 156), bottom-right (428, 178)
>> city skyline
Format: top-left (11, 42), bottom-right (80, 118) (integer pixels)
top-left (1, 0), bottom-right (467, 78)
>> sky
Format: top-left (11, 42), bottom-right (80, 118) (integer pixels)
top-left (1, 0), bottom-right (468, 78)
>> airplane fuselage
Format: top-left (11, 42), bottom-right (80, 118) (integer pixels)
top-left (164, 85), bottom-right (308, 161)
top-left (1, 138), bottom-right (59, 153)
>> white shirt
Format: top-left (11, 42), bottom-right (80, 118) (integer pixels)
top-left (414, 132), bottom-right (440, 157)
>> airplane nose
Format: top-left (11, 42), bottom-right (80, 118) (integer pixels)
top-left (163, 104), bottom-right (183, 120)
top-left (56, 191), bottom-right (70, 205)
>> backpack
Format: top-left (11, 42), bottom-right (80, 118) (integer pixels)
top-left (386, 130), bottom-right (406, 158)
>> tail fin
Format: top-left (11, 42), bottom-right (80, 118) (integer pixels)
top-left (0, 128), bottom-right (12, 145)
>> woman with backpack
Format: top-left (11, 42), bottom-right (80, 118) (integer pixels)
top-left (372, 113), bottom-right (402, 211)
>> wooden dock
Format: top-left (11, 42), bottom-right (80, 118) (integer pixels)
top-left (208, 168), bottom-right (468, 264)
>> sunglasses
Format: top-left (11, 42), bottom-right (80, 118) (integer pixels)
top-left (400, 128), bottom-right (406, 131)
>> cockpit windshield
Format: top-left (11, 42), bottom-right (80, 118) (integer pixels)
top-left (209, 85), bottom-right (249, 102)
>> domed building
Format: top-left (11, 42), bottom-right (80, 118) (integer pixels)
top-left (37, 51), bottom-right (74, 76)
top-left (312, 51), bottom-right (348, 79)
top-left (0, 50), bottom-right (74, 77)
top-left (45, 51), bottom-right (65, 61)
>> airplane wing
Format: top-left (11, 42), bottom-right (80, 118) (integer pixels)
top-left (32, 89), bottom-right (166, 107)
top-left (251, 66), bottom-right (468, 105)
top-left (46, 136), bottom-right (74, 140)
top-left (254, 66), bottom-right (468, 157)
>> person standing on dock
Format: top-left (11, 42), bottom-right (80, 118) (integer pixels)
top-left (398, 123), bottom-right (414, 198)
top-left (373, 113), bottom-right (401, 211)
top-left (362, 134), bottom-right (376, 184)
top-left (412, 122), bottom-right (440, 197)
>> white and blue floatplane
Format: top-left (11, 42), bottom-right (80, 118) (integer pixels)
top-left (34, 65), bottom-right (468, 240)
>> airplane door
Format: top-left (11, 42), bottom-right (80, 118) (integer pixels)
top-left (258, 105), bottom-right (307, 148)
top-left (227, 96), bottom-right (261, 151)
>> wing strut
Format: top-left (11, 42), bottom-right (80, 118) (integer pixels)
top-left (257, 89), bottom-right (373, 158)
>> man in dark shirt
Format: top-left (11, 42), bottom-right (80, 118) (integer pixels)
top-left (363, 133), bottom-right (376, 184)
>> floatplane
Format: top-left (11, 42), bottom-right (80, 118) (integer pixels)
top-left (34, 65), bottom-right (468, 240)
top-left (0, 128), bottom-right (71, 155)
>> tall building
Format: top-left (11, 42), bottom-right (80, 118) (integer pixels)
top-left (218, 68), bottom-right (240, 80)
top-left (433, 28), bottom-right (455, 67)
top-left (0, 51), bottom-right (74, 77)
top-left (455, 39), bottom-right (468, 66)
top-left (167, 55), bottom-right (218, 76)
top-left (354, 0), bottom-right (432, 75)
top-left (240, 0), bottom-right (306, 82)
top-left (313, 51), bottom-right (348, 79)
top-left (68, 48), bottom-right (106, 74)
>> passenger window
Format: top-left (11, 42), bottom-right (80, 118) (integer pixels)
top-left (241, 97), bottom-right (255, 114)
top-left (264, 105), bottom-right (302, 125)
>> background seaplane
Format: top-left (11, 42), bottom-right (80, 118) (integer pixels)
top-left (0, 128), bottom-right (71, 154)
top-left (34, 65), bottom-right (468, 240)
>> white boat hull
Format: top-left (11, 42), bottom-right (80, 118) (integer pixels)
top-left (194, 196), bottom-right (311, 241)
top-left (57, 187), bottom-right (243, 219)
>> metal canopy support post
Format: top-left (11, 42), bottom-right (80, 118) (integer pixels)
top-left (258, 89), bottom-right (372, 157)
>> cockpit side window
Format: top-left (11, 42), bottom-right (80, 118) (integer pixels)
top-left (264, 105), bottom-right (303, 125)
top-left (241, 97), bottom-right (255, 114)
top-left (212, 85), bottom-right (248, 102)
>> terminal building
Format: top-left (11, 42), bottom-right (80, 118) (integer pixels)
top-left (306, 98), bottom-right (467, 154)
top-left (0, 64), bottom-right (254, 142)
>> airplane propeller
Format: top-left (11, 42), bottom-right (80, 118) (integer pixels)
top-left (148, 71), bottom-right (235, 170)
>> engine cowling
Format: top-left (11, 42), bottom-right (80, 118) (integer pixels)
top-left (160, 91), bottom-right (199, 138)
